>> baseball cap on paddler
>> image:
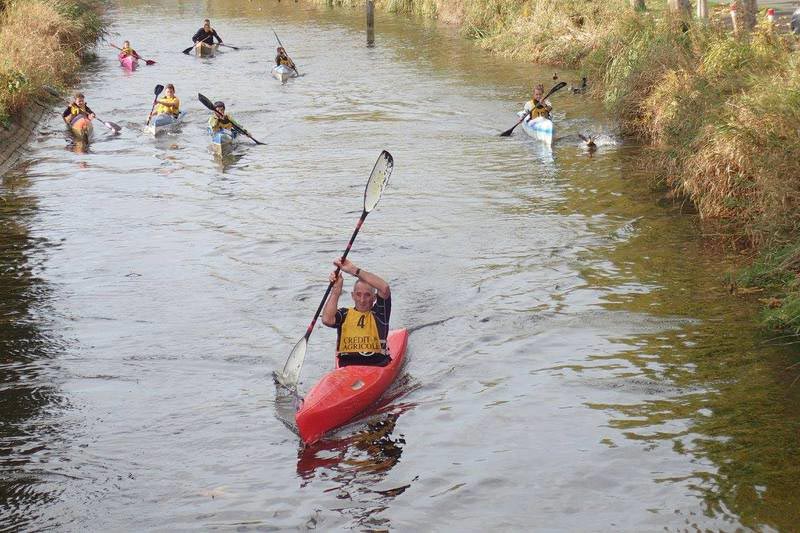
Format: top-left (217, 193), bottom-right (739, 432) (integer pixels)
top-left (213, 101), bottom-right (225, 109)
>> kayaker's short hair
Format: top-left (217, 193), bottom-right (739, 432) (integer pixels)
top-left (203, 19), bottom-right (210, 25)
top-left (353, 279), bottom-right (376, 295)
top-left (166, 83), bottom-right (175, 91)
top-left (74, 92), bottom-right (85, 99)
top-left (534, 84), bottom-right (544, 92)
top-left (214, 101), bottom-right (225, 109)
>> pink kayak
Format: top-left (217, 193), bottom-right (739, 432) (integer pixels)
top-left (296, 328), bottom-right (408, 445)
top-left (118, 52), bottom-right (138, 70)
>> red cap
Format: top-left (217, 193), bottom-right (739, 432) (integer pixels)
top-left (767, 8), bottom-right (775, 15)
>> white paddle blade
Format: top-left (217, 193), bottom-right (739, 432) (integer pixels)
top-left (363, 150), bottom-right (393, 213)
top-left (277, 336), bottom-right (308, 388)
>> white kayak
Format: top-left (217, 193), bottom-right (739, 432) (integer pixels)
top-left (519, 113), bottom-right (554, 145)
top-left (271, 64), bottom-right (297, 83)
top-left (146, 111), bottom-right (185, 136)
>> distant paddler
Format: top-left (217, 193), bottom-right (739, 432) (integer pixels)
top-left (193, 19), bottom-right (224, 46)
top-left (112, 40), bottom-right (156, 66)
top-left (185, 19), bottom-right (224, 56)
top-left (275, 47), bottom-right (297, 73)
top-left (62, 92), bottom-right (95, 138)
top-left (322, 258), bottom-right (392, 367)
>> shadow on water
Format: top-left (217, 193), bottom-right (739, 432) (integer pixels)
top-left (0, 168), bottom-right (67, 529)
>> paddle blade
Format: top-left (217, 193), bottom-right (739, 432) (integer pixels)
top-left (182, 46), bottom-right (193, 55)
top-left (499, 123), bottom-right (518, 137)
top-left (277, 336), bottom-right (308, 389)
top-left (104, 121), bottom-right (122, 133)
top-left (145, 59), bottom-right (156, 66)
top-left (363, 150), bottom-right (393, 213)
top-left (198, 93), bottom-right (215, 111)
top-left (154, 84), bottom-right (164, 96)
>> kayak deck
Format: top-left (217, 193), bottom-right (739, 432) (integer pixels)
top-left (296, 328), bottom-right (408, 445)
top-left (272, 65), bottom-right (297, 83)
top-left (522, 115), bottom-right (554, 145)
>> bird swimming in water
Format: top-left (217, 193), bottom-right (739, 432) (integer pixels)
top-left (578, 133), bottom-right (597, 153)
top-left (571, 77), bottom-right (587, 94)
top-left (552, 72), bottom-right (559, 81)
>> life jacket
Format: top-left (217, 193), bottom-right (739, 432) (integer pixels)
top-left (155, 96), bottom-right (180, 116)
top-left (337, 308), bottom-right (383, 355)
top-left (526, 99), bottom-right (551, 119)
top-left (209, 114), bottom-right (235, 131)
top-left (277, 54), bottom-right (292, 67)
top-left (67, 103), bottom-right (89, 121)
top-left (120, 47), bottom-right (136, 57)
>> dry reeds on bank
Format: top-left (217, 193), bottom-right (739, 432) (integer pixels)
top-left (0, 0), bottom-right (102, 125)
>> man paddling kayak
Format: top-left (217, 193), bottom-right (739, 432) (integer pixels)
top-left (523, 83), bottom-right (553, 120)
top-left (193, 19), bottom-right (223, 46)
top-left (62, 93), bottom-right (95, 126)
top-left (323, 258), bottom-right (391, 367)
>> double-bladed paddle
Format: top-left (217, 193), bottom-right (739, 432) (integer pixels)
top-left (145, 84), bottom-right (165, 126)
top-left (197, 93), bottom-right (265, 145)
top-left (275, 150), bottom-right (394, 389)
top-left (183, 42), bottom-right (239, 54)
top-left (273, 30), bottom-right (299, 75)
top-left (110, 43), bottom-right (156, 65)
top-left (42, 85), bottom-right (122, 134)
top-left (499, 81), bottom-right (566, 137)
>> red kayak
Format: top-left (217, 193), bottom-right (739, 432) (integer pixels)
top-left (118, 52), bottom-right (138, 70)
top-left (296, 328), bottom-right (408, 445)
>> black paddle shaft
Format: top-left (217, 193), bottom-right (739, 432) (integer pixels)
top-left (302, 211), bottom-right (368, 338)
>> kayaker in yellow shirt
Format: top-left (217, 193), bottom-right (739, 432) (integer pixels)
top-left (207, 101), bottom-right (239, 132)
top-left (523, 83), bottom-right (553, 120)
top-left (61, 93), bottom-right (95, 125)
top-left (151, 84), bottom-right (180, 118)
top-left (322, 258), bottom-right (392, 368)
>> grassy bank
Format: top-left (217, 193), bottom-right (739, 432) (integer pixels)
top-left (0, 0), bottom-right (103, 127)
top-left (322, 0), bottom-right (800, 334)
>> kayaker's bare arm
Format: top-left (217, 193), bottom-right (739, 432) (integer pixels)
top-left (322, 271), bottom-right (343, 326)
top-left (335, 258), bottom-right (390, 300)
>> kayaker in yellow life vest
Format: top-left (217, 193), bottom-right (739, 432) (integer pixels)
top-left (275, 47), bottom-right (295, 70)
top-left (523, 84), bottom-right (553, 120)
top-left (119, 40), bottom-right (140, 59)
top-left (151, 84), bottom-right (180, 118)
top-left (207, 101), bottom-right (239, 133)
top-left (322, 258), bottom-right (392, 367)
top-left (61, 93), bottom-right (95, 125)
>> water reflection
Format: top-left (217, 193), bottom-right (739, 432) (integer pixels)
top-left (562, 148), bottom-right (800, 530)
top-left (0, 169), bottom-right (65, 528)
top-left (297, 406), bottom-right (413, 531)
